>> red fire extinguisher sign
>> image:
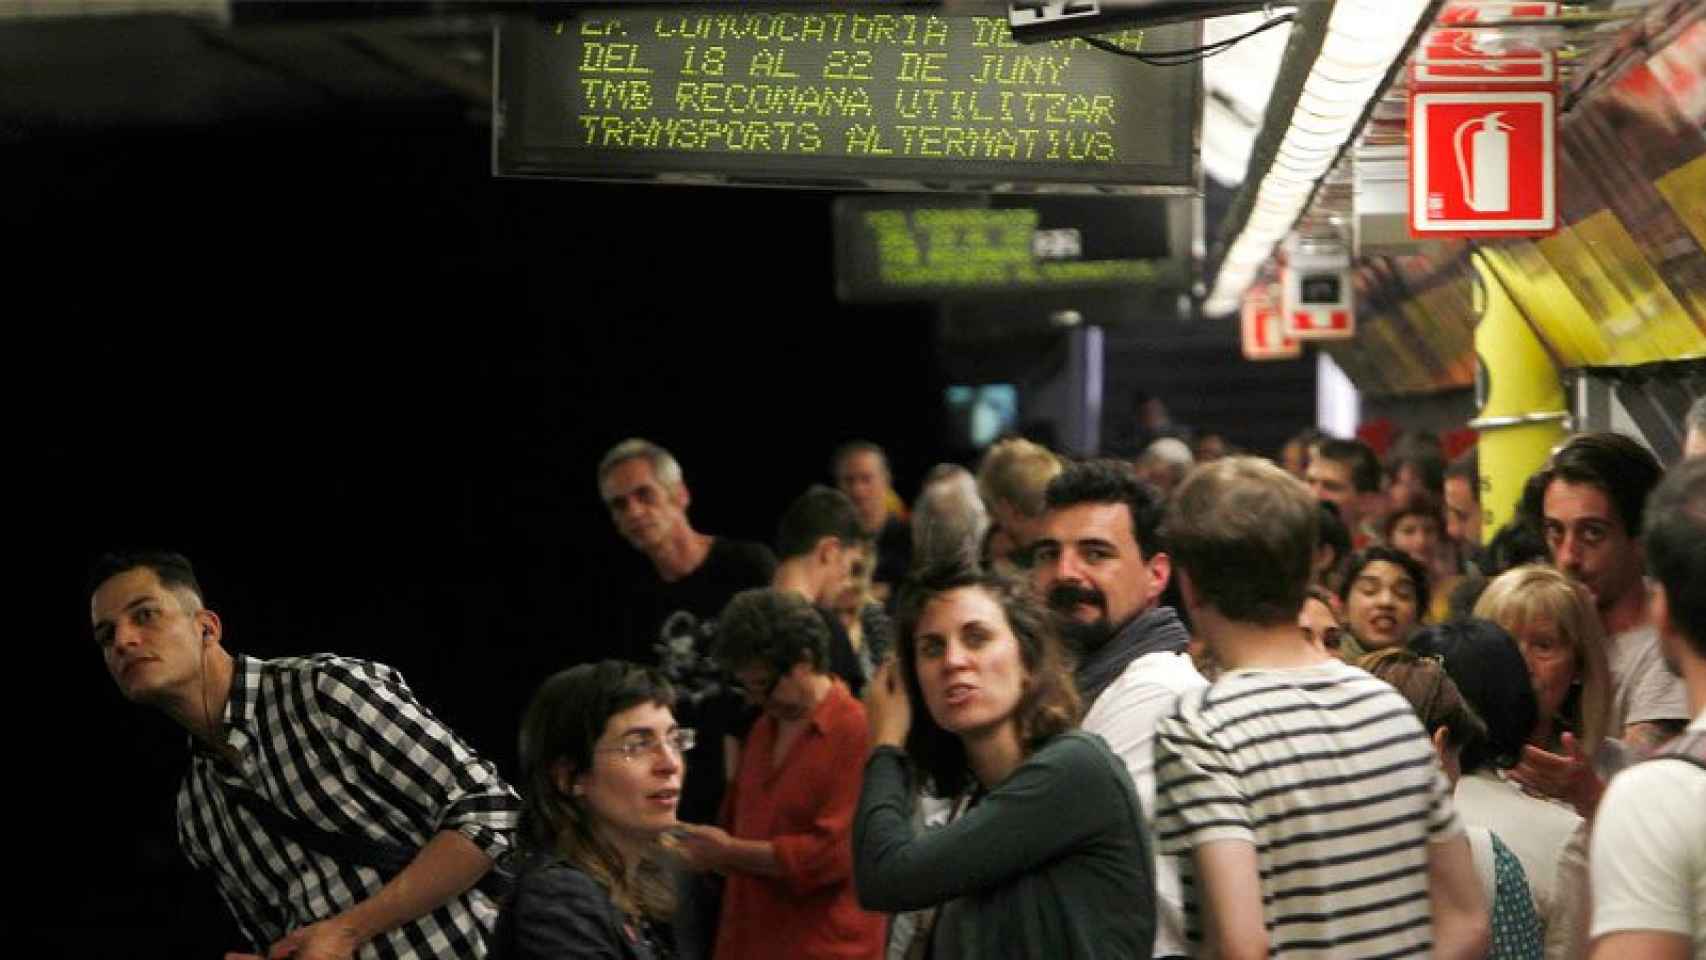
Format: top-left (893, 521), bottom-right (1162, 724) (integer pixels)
top-left (1409, 89), bottom-right (1556, 236)
top-left (1413, 3), bottom-right (1558, 88)
top-left (1242, 285), bottom-right (1300, 361)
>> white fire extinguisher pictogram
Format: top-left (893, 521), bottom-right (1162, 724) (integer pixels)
top-left (1454, 111), bottom-right (1512, 213)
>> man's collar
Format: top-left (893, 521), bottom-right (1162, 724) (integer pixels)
top-left (227, 653), bottom-right (261, 731)
top-left (1075, 606), bottom-right (1191, 707)
top-left (192, 653), bottom-right (261, 760)
top-left (806, 675), bottom-right (848, 734)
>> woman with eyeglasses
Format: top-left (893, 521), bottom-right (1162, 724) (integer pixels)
top-left (491, 661), bottom-right (688, 960)
top-left (853, 566), bottom-right (1154, 959)
top-left (1473, 564), bottom-right (1619, 816)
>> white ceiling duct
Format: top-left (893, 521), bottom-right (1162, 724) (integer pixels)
top-left (1202, 11), bottom-right (1291, 185)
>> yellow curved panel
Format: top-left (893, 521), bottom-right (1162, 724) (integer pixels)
top-left (1471, 255), bottom-right (1567, 542)
top-left (1565, 210), bottom-right (1706, 361)
top-left (1655, 154), bottom-right (1706, 272)
top-left (1477, 244), bottom-right (1610, 366)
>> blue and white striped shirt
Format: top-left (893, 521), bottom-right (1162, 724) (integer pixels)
top-left (1154, 659), bottom-right (1461, 958)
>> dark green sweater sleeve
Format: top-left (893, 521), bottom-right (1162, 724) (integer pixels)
top-left (852, 733), bottom-right (1131, 913)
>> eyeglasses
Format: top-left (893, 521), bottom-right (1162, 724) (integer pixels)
top-left (595, 728), bottom-right (696, 762)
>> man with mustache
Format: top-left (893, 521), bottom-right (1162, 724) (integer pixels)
top-left (1030, 459), bottom-right (1206, 960)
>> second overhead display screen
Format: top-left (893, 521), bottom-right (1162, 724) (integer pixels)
top-left (496, 7), bottom-right (1201, 190)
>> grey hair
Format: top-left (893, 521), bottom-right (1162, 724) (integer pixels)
top-left (1137, 437), bottom-right (1194, 490)
top-left (911, 468), bottom-right (990, 570)
top-left (597, 438), bottom-right (684, 495)
top-left (921, 462), bottom-right (974, 487)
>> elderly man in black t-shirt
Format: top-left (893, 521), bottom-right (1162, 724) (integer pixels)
top-left (596, 437), bottom-right (776, 818)
top-left (597, 437), bottom-right (777, 957)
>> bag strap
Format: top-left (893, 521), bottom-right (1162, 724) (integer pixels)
top-left (224, 785), bottom-right (514, 899)
top-left (226, 785), bottom-right (415, 875)
top-left (1657, 730), bottom-right (1706, 774)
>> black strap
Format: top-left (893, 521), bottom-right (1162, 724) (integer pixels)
top-left (224, 785), bottom-right (514, 899)
top-left (1657, 730), bottom-right (1706, 774)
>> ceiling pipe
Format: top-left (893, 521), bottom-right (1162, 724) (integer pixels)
top-left (1203, 0), bottom-right (1447, 315)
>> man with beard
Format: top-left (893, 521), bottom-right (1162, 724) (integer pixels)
top-left (1030, 459), bottom-right (1206, 960)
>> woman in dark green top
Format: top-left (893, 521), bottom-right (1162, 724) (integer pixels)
top-left (853, 567), bottom-right (1155, 959)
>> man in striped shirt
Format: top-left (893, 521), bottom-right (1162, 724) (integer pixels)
top-left (91, 551), bottom-right (519, 960)
top-left (1151, 458), bottom-right (1488, 960)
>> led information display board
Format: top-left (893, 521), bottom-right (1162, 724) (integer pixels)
top-left (495, 7), bottom-right (1200, 190)
top-left (833, 195), bottom-right (1190, 301)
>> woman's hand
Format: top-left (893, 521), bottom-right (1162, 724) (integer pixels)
top-left (1510, 732), bottom-right (1604, 820)
top-left (865, 658), bottom-right (911, 749)
top-left (671, 823), bottom-right (730, 872)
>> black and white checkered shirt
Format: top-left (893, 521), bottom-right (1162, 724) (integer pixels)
top-left (177, 654), bottom-right (520, 959)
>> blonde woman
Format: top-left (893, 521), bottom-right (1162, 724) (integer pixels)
top-left (1473, 564), bottom-right (1620, 817)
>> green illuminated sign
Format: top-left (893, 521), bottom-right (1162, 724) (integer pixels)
top-left (496, 6), bottom-right (1200, 190)
top-left (834, 196), bottom-right (1190, 301)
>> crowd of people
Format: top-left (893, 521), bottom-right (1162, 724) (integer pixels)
top-left (91, 395), bottom-right (1706, 959)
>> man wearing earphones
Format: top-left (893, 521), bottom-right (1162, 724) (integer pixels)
top-left (90, 551), bottom-right (520, 960)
